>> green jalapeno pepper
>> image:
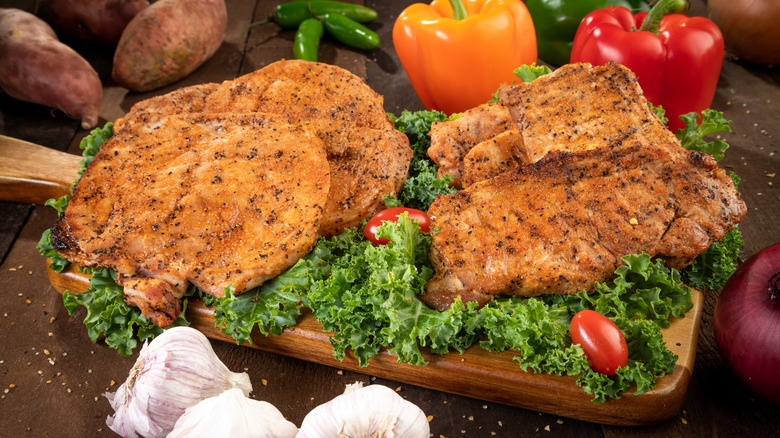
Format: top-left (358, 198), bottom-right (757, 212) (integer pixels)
top-left (271, 1), bottom-right (377, 29)
top-left (321, 13), bottom-right (379, 51)
top-left (294, 18), bottom-right (324, 61)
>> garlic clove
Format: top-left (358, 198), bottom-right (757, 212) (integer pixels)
top-left (167, 387), bottom-right (298, 438)
top-left (297, 384), bottom-right (430, 438)
top-left (106, 326), bottom-right (253, 438)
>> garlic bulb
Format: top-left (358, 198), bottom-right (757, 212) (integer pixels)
top-left (297, 384), bottom-right (430, 438)
top-left (105, 326), bottom-right (253, 438)
top-left (167, 387), bottom-right (298, 438)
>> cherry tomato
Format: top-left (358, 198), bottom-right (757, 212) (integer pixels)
top-left (363, 207), bottom-right (430, 245)
top-left (570, 310), bottom-right (628, 376)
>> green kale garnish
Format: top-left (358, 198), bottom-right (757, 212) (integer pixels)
top-left (37, 226), bottom-right (69, 273)
top-left (390, 110), bottom-right (457, 210)
top-left (474, 254), bottom-right (688, 402)
top-left (673, 109), bottom-right (742, 290)
top-left (513, 63), bottom-right (553, 82)
top-left (676, 109), bottom-right (732, 160)
top-left (681, 227), bottom-right (743, 291)
top-left (61, 268), bottom-right (181, 356)
top-left (204, 266), bottom-right (307, 343)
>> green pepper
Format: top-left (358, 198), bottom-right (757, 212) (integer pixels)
top-left (270, 1), bottom-right (377, 29)
top-left (294, 18), bottom-right (324, 61)
top-left (321, 13), bottom-right (379, 51)
top-left (527, 0), bottom-right (649, 66)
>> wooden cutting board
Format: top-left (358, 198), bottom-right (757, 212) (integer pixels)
top-left (3, 134), bottom-right (704, 425)
top-left (48, 262), bottom-right (704, 426)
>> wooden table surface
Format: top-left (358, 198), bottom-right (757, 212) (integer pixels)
top-left (1, 0), bottom-right (779, 436)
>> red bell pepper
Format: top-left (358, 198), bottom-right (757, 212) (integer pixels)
top-left (570, 0), bottom-right (724, 133)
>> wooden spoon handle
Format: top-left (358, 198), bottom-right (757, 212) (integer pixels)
top-left (0, 135), bottom-right (82, 205)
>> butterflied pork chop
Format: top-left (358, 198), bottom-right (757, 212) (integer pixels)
top-left (421, 141), bottom-right (746, 311)
top-left (51, 112), bottom-right (330, 326)
top-left (203, 60), bottom-right (412, 236)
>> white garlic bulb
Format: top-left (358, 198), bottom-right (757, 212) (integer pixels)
top-left (297, 384), bottom-right (430, 438)
top-left (167, 387), bottom-right (298, 438)
top-left (105, 326), bottom-right (253, 438)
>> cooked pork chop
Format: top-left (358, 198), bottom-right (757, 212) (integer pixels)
top-left (460, 130), bottom-right (525, 189)
top-left (427, 102), bottom-right (513, 189)
top-left (421, 141), bottom-right (746, 311)
top-left (202, 60), bottom-right (412, 236)
top-left (205, 60), bottom-right (413, 237)
top-left (115, 60), bottom-right (412, 237)
top-left (51, 112), bottom-right (330, 326)
top-left (430, 63), bottom-right (680, 188)
top-left (116, 60), bottom-right (412, 237)
top-left (494, 62), bottom-right (678, 162)
top-left (113, 83), bottom-right (219, 133)
top-left (302, 119), bottom-right (412, 236)
top-left (204, 60), bottom-right (391, 130)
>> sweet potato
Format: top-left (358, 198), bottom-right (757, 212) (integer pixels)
top-left (0, 8), bottom-right (102, 129)
top-left (112, 0), bottom-right (227, 92)
top-left (42, 0), bottom-right (150, 45)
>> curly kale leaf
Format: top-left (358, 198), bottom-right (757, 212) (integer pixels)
top-left (390, 110), bottom-right (457, 210)
top-left (676, 109), bottom-right (732, 160)
top-left (681, 226), bottom-right (743, 291)
top-left (62, 268), bottom-right (185, 356)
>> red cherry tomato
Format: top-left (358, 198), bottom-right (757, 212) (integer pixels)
top-left (363, 207), bottom-right (430, 245)
top-left (570, 310), bottom-right (629, 376)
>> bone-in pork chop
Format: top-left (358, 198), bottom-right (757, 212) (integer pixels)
top-left (51, 112), bottom-right (330, 326)
top-left (203, 60), bottom-right (412, 236)
top-left (421, 141), bottom-right (746, 311)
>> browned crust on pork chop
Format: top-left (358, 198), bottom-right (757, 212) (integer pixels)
top-left (427, 102), bottom-right (513, 189)
top-left (497, 62), bottom-right (679, 163)
top-left (430, 62), bottom-right (681, 188)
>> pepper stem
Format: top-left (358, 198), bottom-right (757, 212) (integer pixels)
top-left (449, 0), bottom-right (467, 20)
top-left (637, 0), bottom-right (690, 34)
top-left (770, 272), bottom-right (780, 307)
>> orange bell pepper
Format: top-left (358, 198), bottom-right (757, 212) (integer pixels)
top-left (393, 0), bottom-right (537, 115)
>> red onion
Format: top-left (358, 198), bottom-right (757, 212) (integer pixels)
top-left (707, 0), bottom-right (780, 66)
top-left (713, 242), bottom-right (780, 405)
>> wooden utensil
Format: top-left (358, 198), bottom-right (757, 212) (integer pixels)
top-left (0, 134), bottom-right (81, 204)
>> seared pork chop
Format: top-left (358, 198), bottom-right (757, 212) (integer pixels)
top-left (430, 63), bottom-right (679, 188)
top-left (427, 102), bottom-right (513, 189)
top-left (113, 83), bottom-right (219, 132)
top-left (118, 61), bottom-right (412, 237)
top-left (460, 130), bottom-right (525, 189)
top-left (203, 60), bottom-right (412, 236)
top-left (421, 141), bottom-right (746, 311)
top-left (496, 62), bottom-right (678, 162)
top-left (52, 112), bottom-right (330, 326)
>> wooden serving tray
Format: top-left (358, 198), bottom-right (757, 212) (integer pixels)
top-left (2, 134), bottom-right (703, 425)
top-left (49, 263), bottom-right (703, 426)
